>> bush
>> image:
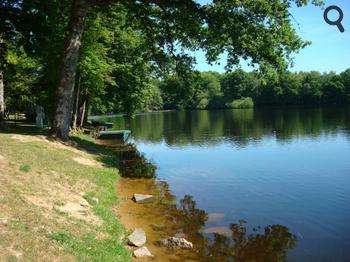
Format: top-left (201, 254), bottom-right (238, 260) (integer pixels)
top-left (225, 97), bottom-right (254, 109)
top-left (196, 98), bottom-right (209, 109)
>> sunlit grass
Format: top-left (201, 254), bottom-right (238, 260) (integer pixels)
top-left (0, 127), bottom-right (131, 261)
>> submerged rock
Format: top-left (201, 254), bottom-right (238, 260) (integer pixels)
top-left (159, 237), bottom-right (193, 249)
top-left (173, 231), bottom-right (186, 238)
top-left (132, 194), bottom-right (153, 203)
top-left (133, 246), bottom-right (154, 258)
top-left (128, 228), bottom-right (146, 247)
top-left (150, 223), bottom-right (165, 231)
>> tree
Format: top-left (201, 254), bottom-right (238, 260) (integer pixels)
top-left (222, 70), bottom-right (250, 101)
top-left (1, 0), bottom-right (71, 122)
top-left (278, 71), bottom-right (303, 104)
top-left (0, 1), bottom-right (15, 121)
top-left (340, 69), bottom-right (350, 102)
top-left (300, 71), bottom-right (322, 104)
top-left (50, 0), bottom-right (90, 139)
top-left (161, 72), bottom-right (201, 109)
top-left (322, 72), bottom-right (345, 104)
top-left (75, 8), bottom-right (117, 124)
top-left (49, 0), bottom-right (322, 140)
top-left (200, 72), bottom-right (222, 98)
top-left (0, 70), bottom-right (4, 121)
top-left (4, 47), bottom-right (41, 117)
top-left (193, 71), bottom-right (222, 109)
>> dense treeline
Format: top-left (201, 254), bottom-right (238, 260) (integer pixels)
top-left (0, 0), bottom-right (330, 139)
top-left (1, 1), bottom-right (158, 123)
top-left (156, 69), bottom-right (350, 111)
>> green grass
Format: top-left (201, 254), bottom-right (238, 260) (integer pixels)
top-left (49, 232), bottom-right (74, 247)
top-left (0, 125), bottom-right (131, 261)
top-left (61, 133), bottom-right (131, 261)
top-left (19, 164), bottom-right (31, 172)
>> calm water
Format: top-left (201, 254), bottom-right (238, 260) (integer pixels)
top-left (103, 107), bottom-right (350, 261)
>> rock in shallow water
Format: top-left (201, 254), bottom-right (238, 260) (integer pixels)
top-left (132, 194), bottom-right (153, 203)
top-left (133, 246), bottom-right (154, 258)
top-left (159, 237), bottom-right (193, 249)
top-left (150, 223), bottom-right (165, 231)
top-left (173, 231), bottom-right (186, 238)
top-left (128, 228), bottom-right (146, 247)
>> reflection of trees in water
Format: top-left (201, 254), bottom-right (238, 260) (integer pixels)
top-left (229, 222), bottom-right (297, 262)
top-left (114, 144), bottom-right (156, 178)
top-left (161, 192), bottom-right (297, 262)
top-left (104, 107), bottom-right (350, 147)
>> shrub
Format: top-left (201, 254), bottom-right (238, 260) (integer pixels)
top-left (196, 98), bottom-right (209, 109)
top-left (225, 97), bottom-right (254, 109)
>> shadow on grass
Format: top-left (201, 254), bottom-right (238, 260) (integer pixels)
top-left (0, 121), bottom-right (49, 136)
top-left (70, 135), bottom-right (120, 169)
top-left (0, 121), bottom-right (119, 169)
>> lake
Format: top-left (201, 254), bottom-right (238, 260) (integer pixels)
top-left (102, 107), bottom-right (350, 261)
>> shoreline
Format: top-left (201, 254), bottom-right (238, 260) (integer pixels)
top-left (117, 178), bottom-right (195, 261)
top-left (0, 123), bottom-right (197, 261)
top-left (0, 124), bottom-right (131, 261)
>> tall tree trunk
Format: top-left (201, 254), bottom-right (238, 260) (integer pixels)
top-left (72, 75), bottom-right (81, 129)
top-left (0, 70), bottom-right (4, 122)
top-left (83, 98), bottom-right (89, 124)
top-left (50, 0), bottom-right (89, 140)
top-left (79, 95), bottom-right (87, 128)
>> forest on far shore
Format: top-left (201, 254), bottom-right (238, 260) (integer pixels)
top-left (5, 61), bottom-right (350, 117)
top-left (2, 0), bottom-right (349, 133)
top-left (152, 69), bottom-right (350, 111)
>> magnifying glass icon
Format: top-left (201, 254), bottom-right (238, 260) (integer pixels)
top-left (324, 5), bottom-right (345, 33)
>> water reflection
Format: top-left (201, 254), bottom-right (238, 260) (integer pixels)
top-left (98, 140), bottom-right (157, 178)
top-left (150, 181), bottom-right (298, 262)
top-left (109, 107), bottom-right (350, 261)
top-left (101, 107), bottom-right (350, 147)
top-left (116, 146), bottom-right (156, 178)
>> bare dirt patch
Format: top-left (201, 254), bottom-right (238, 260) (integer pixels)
top-left (24, 193), bottom-right (101, 225)
top-left (1, 132), bottom-right (127, 261)
top-left (48, 140), bottom-right (86, 155)
top-left (11, 134), bottom-right (45, 143)
top-left (20, 172), bottom-right (100, 225)
top-left (10, 134), bottom-right (88, 157)
top-left (73, 156), bottom-right (102, 168)
top-left (9, 134), bottom-right (103, 168)
top-left (4, 245), bottom-right (23, 260)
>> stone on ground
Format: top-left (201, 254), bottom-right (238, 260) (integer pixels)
top-left (173, 231), bottom-right (186, 238)
top-left (132, 194), bottom-right (153, 203)
top-left (159, 237), bottom-right (193, 249)
top-left (128, 228), bottom-right (146, 247)
top-left (133, 246), bottom-right (154, 258)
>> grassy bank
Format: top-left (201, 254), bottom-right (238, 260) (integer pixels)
top-left (0, 124), bottom-right (131, 261)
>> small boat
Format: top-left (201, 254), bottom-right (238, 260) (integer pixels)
top-left (98, 130), bottom-right (131, 141)
top-left (91, 120), bottom-right (113, 129)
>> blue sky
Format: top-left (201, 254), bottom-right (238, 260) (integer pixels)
top-left (193, 0), bottom-right (350, 73)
